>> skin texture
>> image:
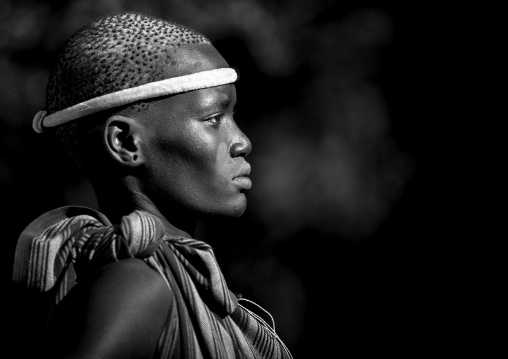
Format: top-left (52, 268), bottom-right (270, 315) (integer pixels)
top-left (45, 43), bottom-right (252, 358)
top-left (46, 259), bottom-right (170, 359)
top-left (97, 43), bottom-right (252, 236)
top-left (138, 77), bottom-right (252, 220)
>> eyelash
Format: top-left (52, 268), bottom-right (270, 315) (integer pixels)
top-left (207, 114), bottom-right (225, 125)
top-left (206, 109), bottom-right (236, 125)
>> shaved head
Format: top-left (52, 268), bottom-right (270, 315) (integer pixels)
top-left (47, 12), bottom-right (210, 114)
top-left (45, 12), bottom-right (223, 178)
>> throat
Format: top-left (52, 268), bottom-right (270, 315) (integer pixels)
top-left (92, 177), bottom-right (197, 238)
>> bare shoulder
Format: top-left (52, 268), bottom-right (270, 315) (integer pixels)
top-left (46, 258), bottom-right (171, 359)
top-left (91, 257), bottom-right (170, 301)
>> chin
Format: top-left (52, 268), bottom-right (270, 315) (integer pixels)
top-left (193, 197), bottom-right (247, 220)
top-left (219, 200), bottom-right (247, 218)
top-left (231, 195), bottom-right (248, 217)
top-left (204, 197), bottom-right (247, 219)
top-left (230, 203), bottom-right (247, 217)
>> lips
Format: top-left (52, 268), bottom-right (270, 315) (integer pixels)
top-left (234, 163), bottom-right (251, 179)
top-left (233, 163), bottom-right (252, 190)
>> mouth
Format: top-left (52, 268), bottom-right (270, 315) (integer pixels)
top-left (233, 163), bottom-right (252, 190)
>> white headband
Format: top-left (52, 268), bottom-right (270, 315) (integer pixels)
top-left (33, 67), bottom-right (238, 133)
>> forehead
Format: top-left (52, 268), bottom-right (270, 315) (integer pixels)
top-left (161, 42), bottom-right (230, 77)
top-left (155, 41), bottom-right (235, 111)
top-left (135, 42), bottom-right (235, 125)
top-left (148, 82), bottom-right (237, 121)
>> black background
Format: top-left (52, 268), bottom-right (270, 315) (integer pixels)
top-left (1, 1), bottom-right (479, 357)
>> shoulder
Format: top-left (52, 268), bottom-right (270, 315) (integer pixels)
top-left (90, 257), bottom-right (169, 300)
top-left (47, 258), bottom-right (171, 359)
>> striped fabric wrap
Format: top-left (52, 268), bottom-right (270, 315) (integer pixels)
top-left (12, 206), bottom-right (292, 359)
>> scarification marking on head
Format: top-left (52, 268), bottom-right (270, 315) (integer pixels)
top-left (46, 12), bottom-right (210, 113)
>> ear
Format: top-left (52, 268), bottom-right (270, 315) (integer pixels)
top-left (104, 115), bottom-right (146, 167)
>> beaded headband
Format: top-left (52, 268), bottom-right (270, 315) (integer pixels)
top-left (33, 67), bottom-right (238, 133)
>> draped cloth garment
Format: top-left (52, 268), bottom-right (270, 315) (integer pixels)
top-left (12, 206), bottom-right (292, 359)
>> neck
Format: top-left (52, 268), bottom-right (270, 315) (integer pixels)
top-left (93, 177), bottom-right (196, 238)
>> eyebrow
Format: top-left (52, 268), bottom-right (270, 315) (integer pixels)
top-left (217, 96), bottom-right (232, 109)
top-left (201, 91), bottom-right (234, 113)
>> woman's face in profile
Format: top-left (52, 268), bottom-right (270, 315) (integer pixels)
top-left (138, 45), bottom-right (252, 219)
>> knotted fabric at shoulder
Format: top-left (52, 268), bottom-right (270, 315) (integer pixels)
top-left (12, 206), bottom-right (165, 303)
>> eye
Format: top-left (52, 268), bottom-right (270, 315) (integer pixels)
top-left (203, 108), bottom-right (236, 126)
top-left (204, 112), bottom-right (228, 126)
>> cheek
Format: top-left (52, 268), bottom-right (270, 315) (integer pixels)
top-left (194, 134), bottom-right (233, 192)
top-left (211, 141), bottom-right (237, 190)
top-left (182, 130), bottom-right (236, 203)
top-left (215, 141), bottom-right (231, 167)
top-left (184, 126), bottom-right (221, 174)
top-left (152, 124), bottom-right (226, 185)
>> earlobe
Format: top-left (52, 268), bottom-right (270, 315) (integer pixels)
top-left (104, 115), bottom-right (145, 167)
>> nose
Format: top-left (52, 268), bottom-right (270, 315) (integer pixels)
top-left (229, 129), bottom-right (252, 158)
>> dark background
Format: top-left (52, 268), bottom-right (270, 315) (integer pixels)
top-left (1, 1), bottom-right (474, 357)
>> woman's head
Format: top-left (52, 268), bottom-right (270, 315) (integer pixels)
top-left (46, 12), bottom-right (210, 113)
top-left (44, 12), bottom-right (252, 221)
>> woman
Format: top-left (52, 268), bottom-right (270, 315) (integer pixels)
top-left (12, 12), bottom-right (292, 359)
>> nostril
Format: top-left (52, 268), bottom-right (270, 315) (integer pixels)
top-left (229, 136), bottom-right (251, 157)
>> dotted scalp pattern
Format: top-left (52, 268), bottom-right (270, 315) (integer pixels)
top-left (46, 12), bottom-right (210, 113)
